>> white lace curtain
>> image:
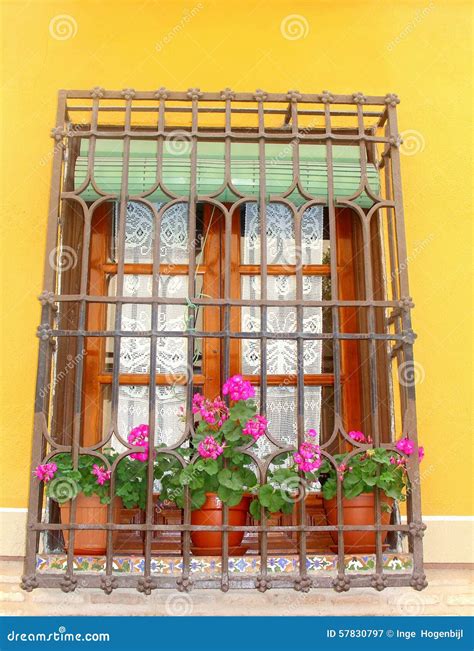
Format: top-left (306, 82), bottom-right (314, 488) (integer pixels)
top-left (112, 201), bottom-right (324, 450)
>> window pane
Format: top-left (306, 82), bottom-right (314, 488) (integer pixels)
top-left (241, 275), bottom-right (324, 374)
top-left (107, 274), bottom-right (192, 375)
top-left (113, 201), bottom-right (191, 264)
top-left (240, 202), bottom-right (325, 265)
top-left (103, 385), bottom-right (187, 448)
top-left (251, 385), bottom-right (333, 454)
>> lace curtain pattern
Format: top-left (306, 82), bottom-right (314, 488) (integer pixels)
top-left (122, 201), bottom-right (189, 264)
top-left (242, 203), bottom-right (324, 447)
top-left (111, 201), bottom-right (324, 452)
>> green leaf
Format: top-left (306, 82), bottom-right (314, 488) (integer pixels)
top-left (190, 490), bottom-right (207, 510)
top-left (224, 428), bottom-right (242, 442)
top-left (217, 468), bottom-right (242, 491)
top-left (238, 468), bottom-right (258, 488)
top-left (249, 498), bottom-right (261, 520)
top-left (226, 490), bottom-right (244, 507)
top-left (322, 478), bottom-right (337, 500)
top-left (342, 475), bottom-right (360, 489)
top-left (372, 448), bottom-right (391, 464)
top-left (271, 453), bottom-right (290, 465)
top-left (343, 480), bottom-right (365, 499)
top-left (361, 474), bottom-right (377, 486)
top-left (203, 459), bottom-right (219, 476)
top-left (268, 492), bottom-right (284, 513)
top-left (229, 401), bottom-right (256, 422)
top-left (217, 484), bottom-right (231, 502)
top-left (218, 468), bottom-right (231, 481)
top-left (258, 484), bottom-right (274, 508)
top-left (271, 468), bottom-right (295, 483)
top-left (189, 474), bottom-right (205, 490)
top-left (280, 499), bottom-right (295, 515)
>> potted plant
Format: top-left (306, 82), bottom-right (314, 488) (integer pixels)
top-left (34, 452), bottom-right (121, 555)
top-left (319, 431), bottom-right (424, 553)
top-left (155, 375), bottom-right (315, 555)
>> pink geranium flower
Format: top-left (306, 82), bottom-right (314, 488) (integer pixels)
top-left (128, 424), bottom-right (149, 462)
top-left (293, 440), bottom-right (321, 473)
top-left (349, 430), bottom-right (366, 443)
top-left (396, 437), bottom-right (415, 455)
top-left (34, 462), bottom-right (57, 483)
top-left (337, 462), bottom-right (353, 480)
top-left (395, 437), bottom-right (424, 462)
top-left (242, 415), bottom-right (268, 441)
top-left (192, 393), bottom-right (230, 428)
top-left (92, 464), bottom-right (111, 485)
top-left (198, 435), bottom-right (224, 460)
top-left (222, 375), bottom-right (255, 402)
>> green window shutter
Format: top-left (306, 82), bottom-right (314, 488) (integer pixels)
top-left (74, 140), bottom-right (379, 207)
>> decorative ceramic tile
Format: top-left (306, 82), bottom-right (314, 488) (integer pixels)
top-left (36, 553), bottom-right (413, 576)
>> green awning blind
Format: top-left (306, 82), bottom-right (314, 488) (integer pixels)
top-left (74, 140), bottom-right (379, 207)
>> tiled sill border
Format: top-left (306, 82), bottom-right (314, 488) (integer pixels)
top-left (36, 553), bottom-right (413, 576)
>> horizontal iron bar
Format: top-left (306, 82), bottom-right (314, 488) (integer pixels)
top-left (47, 296), bottom-right (402, 308)
top-left (33, 573), bottom-right (414, 590)
top-left (65, 129), bottom-right (389, 143)
top-left (67, 105), bottom-right (384, 118)
top-left (48, 329), bottom-right (405, 341)
top-left (31, 523), bottom-right (410, 532)
top-left (64, 90), bottom-right (393, 105)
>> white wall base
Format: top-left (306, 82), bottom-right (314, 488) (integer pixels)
top-left (0, 509), bottom-right (472, 563)
top-left (403, 516), bottom-right (474, 564)
top-left (0, 509), bottom-right (27, 557)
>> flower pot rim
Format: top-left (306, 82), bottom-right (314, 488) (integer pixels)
top-left (324, 492), bottom-right (393, 504)
top-left (59, 494), bottom-right (122, 507)
top-left (204, 491), bottom-right (253, 498)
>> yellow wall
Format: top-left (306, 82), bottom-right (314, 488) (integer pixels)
top-left (0, 0), bottom-right (472, 518)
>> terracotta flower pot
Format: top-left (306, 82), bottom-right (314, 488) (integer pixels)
top-left (190, 492), bottom-right (251, 556)
top-left (323, 492), bottom-right (393, 554)
top-left (60, 494), bottom-right (121, 555)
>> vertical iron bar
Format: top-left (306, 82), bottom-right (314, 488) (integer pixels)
top-left (257, 96), bottom-right (269, 587)
top-left (386, 103), bottom-right (425, 582)
top-left (323, 101), bottom-right (345, 577)
top-left (292, 99), bottom-right (308, 586)
top-left (221, 94), bottom-right (233, 591)
top-left (182, 93), bottom-right (199, 588)
top-left (108, 96), bottom-right (132, 580)
top-left (23, 90), bottom-right (68, 583)
top-left (356, 104), bottom-right (383, 575)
